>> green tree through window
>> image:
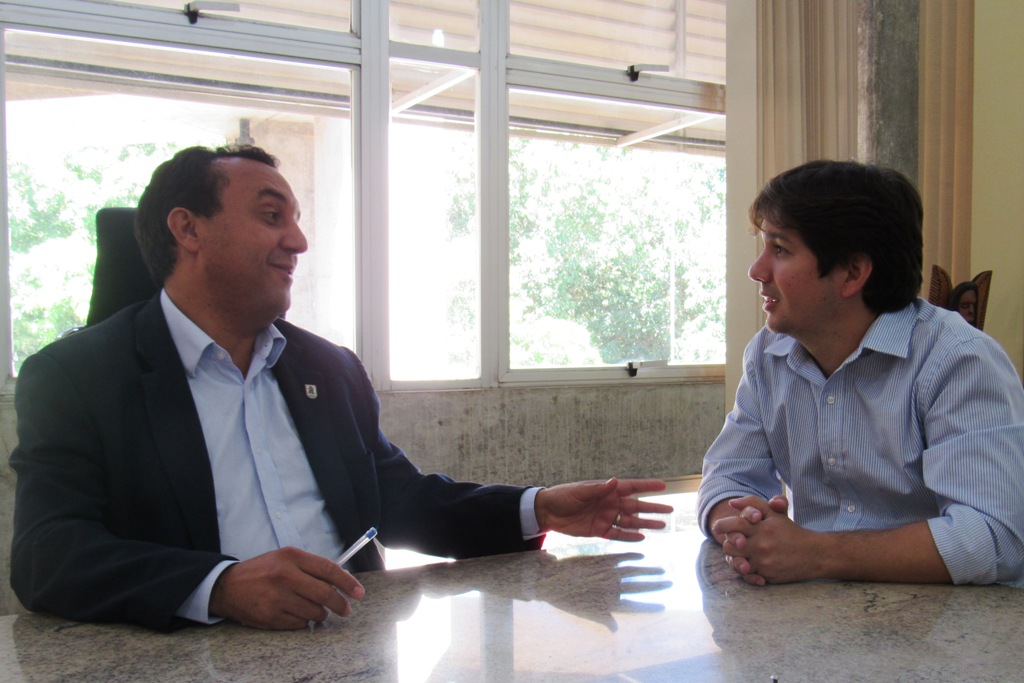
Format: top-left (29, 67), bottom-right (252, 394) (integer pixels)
top-left (9, 143), bottom-right (176, 371)
top-left (506, 137), bottom-right (726, 368)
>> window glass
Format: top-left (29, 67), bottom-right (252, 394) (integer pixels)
top-left (510, 0), bottom-right (726, 84)
top-left (390, 1), bottom-right (478, 51)
top-left (94, 0), bottom-right (352, 33)
top-left (5, 30), bottom-right (355, 373)
top-left (389, 59), bottom-right (479, 381)
top-left (508, 89), bottom-right (726, 369)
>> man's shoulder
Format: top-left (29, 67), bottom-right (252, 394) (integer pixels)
top-left (15, 300), bottom-right (163, 402)
top-left (271, 320), bottom-right (372, 405)
top-left (893, 300), bottom-right (1024, 398)
top-left (908, 298), bottom-right (996, 351)
top-left (28, 300), bottom-right (151, 364)
top-left (273, 319), bottom-right (360, 366)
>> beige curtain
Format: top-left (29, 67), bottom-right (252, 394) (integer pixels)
top-left (757, 0), bottom-right (860, 184)
top-left (759, 0), bottom-right (974, 289)
top-left (919, 0), bottom-right (974, 283)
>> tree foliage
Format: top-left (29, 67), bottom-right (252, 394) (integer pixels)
top-left (10, 135), bottom-right (727, 376)
top-left (507, 137), bottom-right (726, 367)
top-left (10, 143), bottom-right (175, 371)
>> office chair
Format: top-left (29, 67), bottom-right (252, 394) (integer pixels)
top-left (87, 207), bottom-right (158, 326)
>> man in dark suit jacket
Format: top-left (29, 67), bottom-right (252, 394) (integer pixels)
top-left (10, 145), bottom-right (671, 632)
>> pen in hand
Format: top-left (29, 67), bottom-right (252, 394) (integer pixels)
top-left (337, 527), bottom-right (377, 567)
top-left (309, 527), bottom-right (378, 632)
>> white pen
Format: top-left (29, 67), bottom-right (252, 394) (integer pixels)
top-left (309, 527), bottom-right (379, 632)
top-left (336, 527), bottom-right (377, 567)
top-left (309, 532), bottom-right (382, 634)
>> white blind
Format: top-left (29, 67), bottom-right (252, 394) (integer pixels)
top-left (388, 0), bottom-right (726, 83)
top-left (86, 0), bottom-right (726, 87)
top-left (508, 0), bottom-right (725, 84)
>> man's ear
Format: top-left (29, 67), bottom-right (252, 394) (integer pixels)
top-left (165, 207), bottom-right (201, 254)
top-left (839, 253), bottom-right (873, 298)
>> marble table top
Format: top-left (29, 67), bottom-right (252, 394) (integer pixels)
top-left (2, 526), bottom-right (1023, 682)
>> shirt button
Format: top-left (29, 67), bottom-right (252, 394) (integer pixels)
top-left (275, 511), bottom-right (282, 519)
top-left (827, 396), bottom-right (836, 404)
top-left (828, 458), bottom-right (836, 466)
top-left (847, 505), bottom-right (856, 513)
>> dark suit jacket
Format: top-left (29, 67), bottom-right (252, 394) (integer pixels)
top-left (10, 297), bottom-right (540, 631)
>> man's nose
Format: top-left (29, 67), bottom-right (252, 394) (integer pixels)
top-left (748, 250), bottom-right (768, 282)
top-left (285, 219), bottom-right (308, 254)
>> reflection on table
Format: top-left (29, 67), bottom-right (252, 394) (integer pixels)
top-left (2, 519), bottom-right (1023, 682)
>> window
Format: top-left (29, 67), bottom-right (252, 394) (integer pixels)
top-left (509, 0), bottom-right (725, 84)
top-left (91, 0), bottom-right (353, 32)
top-left (506, 90), bottom-right (726, 370)
top-left (3, 24), bottom-right (356, 374)
top-left (501, 0), bottom-right (726, 380)
top-left (389, 59), bottom-right (479, 381)
top-left (391, 0), bottom-right (478, 51)
top-left (1, 0), bottom-right (725, 388)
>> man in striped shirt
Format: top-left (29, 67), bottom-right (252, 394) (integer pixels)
top-left (697, 160), bottom-right (1024, 587)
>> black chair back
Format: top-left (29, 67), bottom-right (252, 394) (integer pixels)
top-left (87, 207), bottom-right (158, 326)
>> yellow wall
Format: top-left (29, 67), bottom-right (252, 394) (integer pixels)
top-left (973, 0), bottom-right (1024, 374)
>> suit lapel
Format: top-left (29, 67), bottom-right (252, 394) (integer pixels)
top-left (272, 341), bottom-right (364, 546)
top-left (133, 302), bottom-right (374, 563)
top-left (135, 299), bottom-right (221, 552)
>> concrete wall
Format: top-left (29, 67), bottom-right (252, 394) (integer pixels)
top-left (377, 382), bottom-right (723, 487)
top-left (0, 402), bottom-right (24, 616)
top-left (859, 0), bottom-right (919, 183)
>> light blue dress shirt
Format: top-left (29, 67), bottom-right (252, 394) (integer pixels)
top-left (697, 299), bottom-right (1024, 586)
top-left (161, 292), bottom-right (345, 622)
top-left (159, 292), bottom-right (541, 622)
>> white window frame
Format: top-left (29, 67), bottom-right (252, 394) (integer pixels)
top-left (0, 25), bottom-right (7, 397)
top-left (497, 57), bottom-right (724, 388)
top-left (0, 0), bottom-right (728, 396)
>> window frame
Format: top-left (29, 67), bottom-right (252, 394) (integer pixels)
top-left (0, 0), bottom-right (727, 396)
top-left (497, 58), bottom-right (725, 388)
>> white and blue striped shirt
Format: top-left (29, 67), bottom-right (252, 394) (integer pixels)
top-left (698, 298), bottom-right (1024, 585)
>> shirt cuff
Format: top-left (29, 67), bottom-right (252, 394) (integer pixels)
top-left (520, 487), bottom-right (543, 539)
top-left (175, 560), bottom-right (236, 624)
top-left (928, 510), bottom-right (999, 585)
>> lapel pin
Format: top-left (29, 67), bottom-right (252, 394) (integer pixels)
top-left (305, 384), bottom-right (318, 399)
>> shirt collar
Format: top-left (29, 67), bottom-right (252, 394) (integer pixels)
top-left (764, 299), bottom-right (920, 363)
top-left (857, 299), bottom-right (919, 360)
top-left (160, 289), bottom-right (286, 378)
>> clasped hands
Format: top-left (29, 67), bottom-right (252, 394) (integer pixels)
top-left (712, 494), bottom-right (819, 586)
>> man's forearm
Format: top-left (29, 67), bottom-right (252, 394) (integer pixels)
top-left (714, 500), bottom-right (953, 585)
top-left (815, 521), bottom-right (951, 584)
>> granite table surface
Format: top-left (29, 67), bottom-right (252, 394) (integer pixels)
top-left (2, 525), bottom-right (1023, 682)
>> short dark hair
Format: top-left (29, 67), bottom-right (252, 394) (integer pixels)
top-left (749, 160), bottom-right (924, 313)
top-left (134, 145), bottom-right (279, 285)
